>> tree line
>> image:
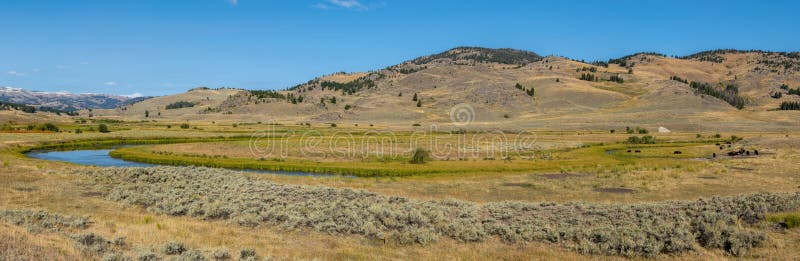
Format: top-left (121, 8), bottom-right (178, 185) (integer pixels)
top-left (779, 101), bottom-right (800, 110)
top-left (688, 81), bottom-right (747, 109)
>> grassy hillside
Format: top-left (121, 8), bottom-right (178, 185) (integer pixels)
top-left (91, 48), bottom-right (800, 131)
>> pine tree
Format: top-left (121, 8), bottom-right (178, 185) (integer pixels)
top-left (416, 98), bottom-right (422, 107)
top-left (145, 110), bottom-right (149, 118)
top-left (412, 93), bottom-right (418, 101)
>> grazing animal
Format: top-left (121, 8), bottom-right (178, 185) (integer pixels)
top-left (754, 150), bottom-right (759, 155)
top-left (634, 150), bottom-right (641, 153)
top-left (712, 153), bottom-right (716, 158)
top-left (626, 150), bottom-right (632, 153)
top-left (673, 151), bottom-right (682, 154)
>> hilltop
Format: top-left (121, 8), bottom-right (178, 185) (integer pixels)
top-left (87, 47), bottom-right (800, 131)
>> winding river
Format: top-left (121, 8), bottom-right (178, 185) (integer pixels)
top-left (26, 148), bottom-right (336, 177)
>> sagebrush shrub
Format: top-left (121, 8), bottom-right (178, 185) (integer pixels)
top-left (79, 166), bottom-right (800, 257)
top-left (162, 241), bottom-right (186, 255)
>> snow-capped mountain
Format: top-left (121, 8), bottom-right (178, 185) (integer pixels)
top-left (0, 86), bottom-right (147, 111)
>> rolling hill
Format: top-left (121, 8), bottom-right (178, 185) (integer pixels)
top-left (90, 47), bottom-right (800, 131)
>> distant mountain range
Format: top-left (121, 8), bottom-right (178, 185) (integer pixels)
top-left (0, 87), bottom-right (150, 111)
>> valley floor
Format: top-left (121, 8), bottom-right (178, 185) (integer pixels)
top-left (1, 123), bottom-right (799, 260)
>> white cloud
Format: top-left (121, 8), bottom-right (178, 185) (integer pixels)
top-left (328, 0), bottom-right (365, 9)
top-left (7, 70), bottom-right (24, 76)
top-left (104, 81), bottom-right (118, 86)
top-left (228, 0), bottom-right (238, 5)
top-left (316, 0), bottom-right (372, 10)
top-left (123, 92), bottom-right (143, 98)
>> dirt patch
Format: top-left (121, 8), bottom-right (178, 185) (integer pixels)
top-left (12, 186), bottom-right (38, 192)
top-left (593, 187), bottom-right (636, 194)
top-left (501, 182), bottom-right (534, 188)
top-left (697, 176), bottom-right (719, 180)
top-left (81, 191), bottom-right (104, 197)
top-left (540, 173), bottom-right (590, 180)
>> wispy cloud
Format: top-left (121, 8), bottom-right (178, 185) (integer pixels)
top-left (228, 0), bottom-right (238, 5)
top-left (7, 70), bottom-right (25, 76)
top-left (104, 81), bottom-right (118, 86)
top-left (314, 0), bottom-right (375, 10)
top-left (329, 0), bottom-right (365, 9)
top-left (312, 3), bottom-right (329, 9)
top-left (123, 92), bottom-right (144, 98)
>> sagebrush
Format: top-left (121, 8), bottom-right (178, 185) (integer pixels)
top-left (80, 166), bottom-right (800, 257)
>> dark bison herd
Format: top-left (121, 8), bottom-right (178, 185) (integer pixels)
top-left (624, 141), bottom-right (760, 159)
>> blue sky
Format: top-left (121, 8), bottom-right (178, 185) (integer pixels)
top-left (1, 0), bottom-right (798, 96)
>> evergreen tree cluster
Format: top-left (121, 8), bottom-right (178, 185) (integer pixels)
top-left (670, 76), bottom-right (689, 84)
top-left (609, 75), bottom-right (624, 83)
top-left (771, 92), bottom-right (783, 99)
top-left (4, 102), bottom-right (29, 113)
top-left (779, 101), bottom-right (800, 110)
top-left (287, 93), bottom-right (304, 104)
top-left (786, 86), bottom-right (800, 96)
top-left (0, 101), bottom-right (78, 115)
top-left (391, 66), bottom-right (427, 74)
top-left (608, 52), bottom-right (667, 67)
top-left (590, 61), bottom-right (609, 68)
top-left (514, 83), bottom-right (535, 96)
top-left (249, 90), bottom-right (286, 99)
top-left (165, 101), bottom-right (195, 110)
top-left (577, 66), bottom-right (598, 73)
top-left (689, 82), bottom-right (747, 109)
top-left (579, 73), bottom-right (597, 82)
top-left (320, 76), bottom-right (377, 95)
top-left (411, 47), bottom-right (542, 65)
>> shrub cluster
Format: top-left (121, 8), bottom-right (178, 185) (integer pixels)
top-left (0, 209), bottom-right (90, 233)
top-left (165, 101), bottom-right (195, 110)
top-left (79, 167), bottom-right (800, 257)
top-left (626, 135), bottom-right (656, 144)
top-left (579, 73), bottom-right (597, 82)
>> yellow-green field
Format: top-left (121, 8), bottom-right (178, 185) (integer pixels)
top-left (1, 121), bottom-right (800, 260)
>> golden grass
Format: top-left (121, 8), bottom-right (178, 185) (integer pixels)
top-left (2, 124), bottom-right (800, 259)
